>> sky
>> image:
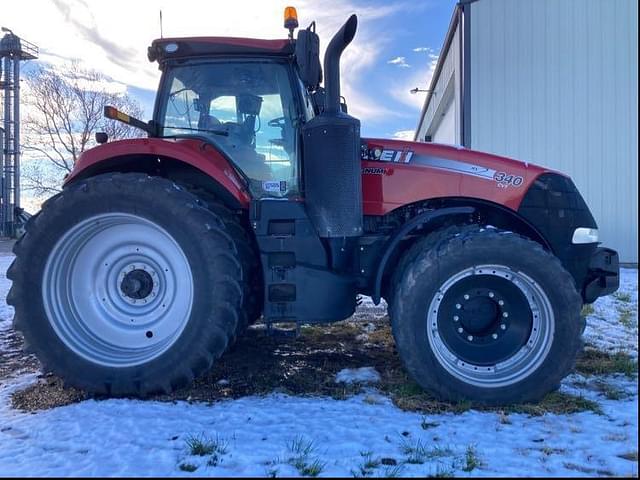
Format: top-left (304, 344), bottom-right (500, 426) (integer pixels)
top-left (3, 0), bottom-right (457, 139)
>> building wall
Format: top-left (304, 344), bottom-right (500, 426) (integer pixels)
top-left (432, 96), bottom-right (456, 143)
top-left (416, 22), bottom-right (462, 144)
top-left (469, 0), bottom-right (638, 263)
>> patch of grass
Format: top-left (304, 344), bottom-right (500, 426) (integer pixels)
top-left (581, 304), bottom-right (595, 316)
top-left (287, 435), bottom-right (316, 458)
top-left (185, 434), bottom-right (215, 456)
top-left (617, 305), bottom-right (636, 328)
top-left (541, 446), bottom-right (566, 456)
top-left (286, 436), bottom-right (325, 477)
top-left (614, 291), bottom-right (632, 303)
top-left (360, 451), bottom-right (380, 470)
top-left (576, 349), bottom-right (638, 378)
top-left (185, 433), bottom-right (228, 457)
top-left (428, 463), bottom-right (455, 477)
top-left (507, 392), bottom-right (603, 416)
top-left (178, 462), bottom-right (198, 472)
top-left (421, 417), bottom-right (440, 430)
top-left (299, 458), bottom-right (325, 477)
top-left (461, 445), bottom-right (482, 472)
top-left (563, 462), bottom-right (614, 476)
top-left (400, 438), bottom-right (454, 465)
top-left (383, 465), bottom-right (404, 477)
top-left (618, 451), bottom-right (638, 462)
top-left (207, 454), bottom-right (222, 467)
top-left (592, 380), bottom-right (630, 400)
top-left (350, 451), bottom-right (380, 477)
top-left (382, 369), bottom-right (472, 415)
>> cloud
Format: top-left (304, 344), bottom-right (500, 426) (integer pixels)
top-left (4, 0), bottom-right (424, 124)
top-left (302, 0), bottom-right (401, 120)
top-left (392, 130), bottom-right (415, 140)
top-left (50, 0), bottom-right (139, 71)
top-left (412, 47), bottom-right (430, 52)
top-left (388, 52), bottom-right (439, 111)
top-left (387, 56), bottom-right (411, 68)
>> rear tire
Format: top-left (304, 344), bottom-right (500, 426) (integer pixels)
top-left (7, 173), bottom-right (247, 396)
top-left (390, 226), bottom-right (582, 405)
top-left (186, 188), bottom-right (263, 331)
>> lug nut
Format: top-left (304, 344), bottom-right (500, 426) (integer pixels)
top-left (492, 333), bottom-right (498, 339)
top-left (456, 303), bottom-right (462, 310)
top-left (502, 312), bottom-right (509, 318)
top-left (457, 327), bottom-right (463, 333)
top-left (464, 294), bottom-right (470, 300)
top-left (489, 292), bottom-right (495, 298)
top-left (498, 300), bottom-right (504, 306)
top-left (500, 324), bottom-right (506, 330)
top-left (467, 335), bottom-right (473, 341)
top-left (453, 315), bottom-right (459, 321)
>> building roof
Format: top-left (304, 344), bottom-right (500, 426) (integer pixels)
top-left (147, 37), bottom-right (294, 63)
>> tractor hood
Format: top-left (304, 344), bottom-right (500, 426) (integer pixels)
top-left (360, 138), bottom-right (559, 215)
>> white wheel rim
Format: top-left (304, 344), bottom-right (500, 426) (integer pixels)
top-left (42, 213), bottom-right (194, 368)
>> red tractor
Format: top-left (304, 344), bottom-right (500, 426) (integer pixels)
top-left (8, 10), bottom-right (619, 405)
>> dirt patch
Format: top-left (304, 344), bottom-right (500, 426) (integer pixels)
top-left (0, 326), bottom-right (40, 380)
top-left (11, 374), bottom-right (88, 410)
top-left (7, 316), bottom-right (618, 415)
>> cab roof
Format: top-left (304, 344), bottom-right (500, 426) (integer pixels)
top-left (148, 37), bottom-right (294, 63)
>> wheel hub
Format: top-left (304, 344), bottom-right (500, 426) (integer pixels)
top-left (120, 269), bottom-right (154, 300)
top-left (459, 294), bottom-right (499, 334)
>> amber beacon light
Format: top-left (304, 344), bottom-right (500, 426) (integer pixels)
top-left (284, 6), bottom-right (299, 39)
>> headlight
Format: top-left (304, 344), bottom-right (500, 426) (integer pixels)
top-left (572, 227), bottom-right (599, 244)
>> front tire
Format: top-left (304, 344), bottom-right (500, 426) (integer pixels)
top-left (390, 226), bottom-right (582, 405)
top-left (7, 173), bottom-right (247, 396)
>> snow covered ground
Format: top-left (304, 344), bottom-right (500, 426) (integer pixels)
top-left (0, 253), bottom-right (637, 477)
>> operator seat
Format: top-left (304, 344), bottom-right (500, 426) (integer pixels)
top-left (199, 114), bottom-right (222, 131)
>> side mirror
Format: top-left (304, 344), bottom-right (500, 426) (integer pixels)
top-left (95, 132), bottom-right (108, 144)
top-left (295, 22), bottom-right (322, 91)
top-left (339, 97), bottom-right (348, 114)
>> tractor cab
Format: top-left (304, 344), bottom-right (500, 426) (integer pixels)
top-left (146, 11), bottom-right (335, 202)
top-left (149, 40), bottom-right (309, 199)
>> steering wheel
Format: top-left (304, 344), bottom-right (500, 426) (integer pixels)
top-left (268, 116), bottom-right (286, 128)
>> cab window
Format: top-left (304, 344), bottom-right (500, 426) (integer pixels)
top-left (159, 61), bottom-right (300, 198)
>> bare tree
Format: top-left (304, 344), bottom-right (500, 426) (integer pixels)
top-left (22, 62), bottom-right (143, 197)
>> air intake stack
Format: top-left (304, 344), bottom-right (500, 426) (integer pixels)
top-left (302, 14), bottom-right (362, 251)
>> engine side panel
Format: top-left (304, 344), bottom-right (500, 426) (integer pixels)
top-left (360, 138), bottom-right (557, 215)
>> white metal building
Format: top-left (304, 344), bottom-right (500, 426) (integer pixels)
top-left (415, 0), bottom-right (638, 263)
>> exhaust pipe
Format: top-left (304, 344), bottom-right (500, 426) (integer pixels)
top-left (323, 14), bottom-right (358, 114)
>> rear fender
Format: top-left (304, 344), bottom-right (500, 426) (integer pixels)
top-left (66, 138), bottom-right (251, 208)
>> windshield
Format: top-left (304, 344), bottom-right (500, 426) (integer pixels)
top-left (157, 60), bottom-right (300, 198)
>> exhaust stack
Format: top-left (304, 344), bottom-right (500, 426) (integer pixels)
top-left (323, 14), bottom-right (357, 114)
